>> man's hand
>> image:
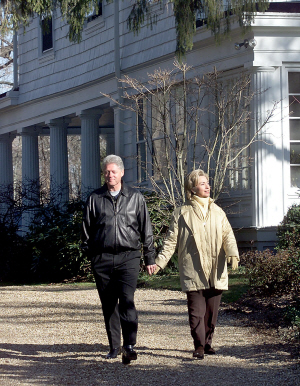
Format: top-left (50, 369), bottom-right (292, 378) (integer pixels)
top-left (146, 264), bottom-right (158, 275)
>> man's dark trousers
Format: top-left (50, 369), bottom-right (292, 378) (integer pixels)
top-left (92, 251), bottom-right (140, 350)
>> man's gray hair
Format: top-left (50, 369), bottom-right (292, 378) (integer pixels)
top-left (103, 154), bottom-right (124, 170)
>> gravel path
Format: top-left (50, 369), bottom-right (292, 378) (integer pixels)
top-left (0, 284), bottom-right (299, 386)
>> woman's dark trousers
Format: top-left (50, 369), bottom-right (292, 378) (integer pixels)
top-left (187, 288), bottom-right (223, 349)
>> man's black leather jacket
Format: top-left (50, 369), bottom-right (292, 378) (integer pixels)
top-left (82, 182), bottom-right (155, 265)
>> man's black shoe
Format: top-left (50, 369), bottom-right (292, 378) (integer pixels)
top-left (106, 347), bottom-right (121, 359)
top-left (122, 345), bottom-right (137, 364)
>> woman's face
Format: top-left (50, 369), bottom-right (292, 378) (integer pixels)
top-left (193, 176), bottom-right (210, 198)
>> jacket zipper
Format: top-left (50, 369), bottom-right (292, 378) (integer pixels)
top-left (112, 194), bottom-right (120, 252)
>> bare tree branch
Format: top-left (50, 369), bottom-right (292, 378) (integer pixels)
top-left (102, 63), bottom-right (280, 205)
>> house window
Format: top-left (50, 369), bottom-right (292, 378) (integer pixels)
top-left (137, 99), bottom-right (147, 183)
top-left (196, 9), bottom-right (207, 28)
top-left (41, 17), bottom-right (53, 52)
top-left (151, 92), bottom-right (170, 181)
top-left (150, 87), bottom-right (186, 182)
top-left (289, 72), bottom-right (300, 188)
top-left (136, 90), bottom-right (182, 184)
top-left (87, 1), bottom-right (102, 22)
top-left (228, 125), bottom-right (251, 190)
top-left (223, 76), bottom-right (251, 191)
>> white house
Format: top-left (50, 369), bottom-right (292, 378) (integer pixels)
top-left (0, 0), bottom-right (300, 250)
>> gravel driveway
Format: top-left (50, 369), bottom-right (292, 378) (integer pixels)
top-left (0, 284), bottom-right (299, 386)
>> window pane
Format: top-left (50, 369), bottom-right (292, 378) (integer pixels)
top-left (288, 73), bottom-right (300, 94)
top-left (291, 166), bottom-right (300, 187)
top-left (290, 120), bottom-right (300, 140)
top-left (152, 93), bottom-right (168, 139)
top-left (290, 143), bottom-right (300, 164)
top-left (137, 142), bottom-right (147, 182)
top-left (87, 1), bottom-right (102, 20)
top-left (152, 138), bottom-right (168, 180)
top-left (289, 96), bottom-right (300, 116)
top-left (42, 18), bottom-right (53, 52)
top-left (137, 100), bottom-right (145, 141)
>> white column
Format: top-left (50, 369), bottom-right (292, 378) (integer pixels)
top-left (13, 30), bottom-right (18, 90)
top-left (80, 109), bottom-right (102, 198)
top-left (48, 117), bottom-right (71, 204)
top-left (21, 127), bottom-right (40, 231)
top-left (0, 134), bottom-right (14, 187)
top-left (0, 133), bottom-right (15, 215)
top-left (251, 66), bottom-right (277, 228)
top-left (22, 127), bottom-right (39, 186)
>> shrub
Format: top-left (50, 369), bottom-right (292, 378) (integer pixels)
top-left (26, 200), bottom-right (90, 283)
top-left (0, 222), bottom-right (32, 283)
top-left (0, 188), bottom-right (178, 284)
top-left (0, 189), bottom-right (33, 283)
top-left (143, 192), bottom-right (173, 250)
top-left (241, 204), bottom-right (300, 296)
top-left (284, 301), bottom-right (300, 343)
top-left (277, 204), bottom-right (300, 250)
top-left (143, 192), bottom-right (178, 272)
top-left (242, 248), bottom-right (300, 296)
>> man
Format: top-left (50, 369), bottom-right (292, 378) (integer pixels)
top-left (82, 154), bottom-right (157, 364)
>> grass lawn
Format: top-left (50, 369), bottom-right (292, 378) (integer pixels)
top-left (1, 269), bottom-right (249, 305)
top-left (138, 272), bottom-right (182, 291)
top-left (222, 268), bottom-right (250, 304)
top-left (137, 267), bottom-right (249, 304)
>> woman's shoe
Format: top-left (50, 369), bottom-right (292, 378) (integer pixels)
top-left (204, 344), bottom-right (216, 355)
top-left (193, 346), bottom-right (204, 359)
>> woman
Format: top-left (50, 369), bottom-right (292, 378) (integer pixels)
top-left (155, 169), bottom-right (239, 359)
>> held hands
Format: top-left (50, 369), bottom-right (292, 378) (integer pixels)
top-left (227, 256), bottom-right (239, 270)
top-left (146, 264), bottom-right (160, 275)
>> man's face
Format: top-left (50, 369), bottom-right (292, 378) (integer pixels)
top-left (104, 163), bottom-right (124, 191)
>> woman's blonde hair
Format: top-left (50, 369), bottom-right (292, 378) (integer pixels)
top-left (184, 169), bottom-right (209, 200)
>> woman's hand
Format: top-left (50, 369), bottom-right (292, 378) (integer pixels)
top-left (228, 256), bottom-right (239, 270)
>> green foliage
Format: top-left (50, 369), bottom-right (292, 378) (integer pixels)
top-left (1, 198), bottom-right (93, 284)
top-left (276, 204), bottom-right (300, 250)
top-left (172, 0), bottom-right (204, 60)
top-left (138, 267), bottom-right (249, 303)
top-left (0, 0), bottom-right (98, 39)
top-left (61, 0), bottom-right (100, 43)
top-left (222, 266), bottom-right (249, 303)
top-left (284, 300), bottom-right (300, 328)
top-left (241, 248), bottom-right (300, 296)
top-left (128, 0), bottom-right (270, 60)
top-left (127, 0), bottom-right (158, 36)
top-left (138, 272), bottom-right (181, 290)
top-left (26, 200), bottom-right (89, 282)
top-left (0, 222), bottom-right (32, 283)
top-left (142, 191), bottom-right (178, 272)
top-left (1, 0), bottom-right (270, 61)
top-left (143, 191), bottom-right (173, 250)
top-left (284, 296), bottom-right (300, 342)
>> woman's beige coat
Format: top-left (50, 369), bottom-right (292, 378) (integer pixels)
top-left (155, 198), bottom-right (239, 292)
